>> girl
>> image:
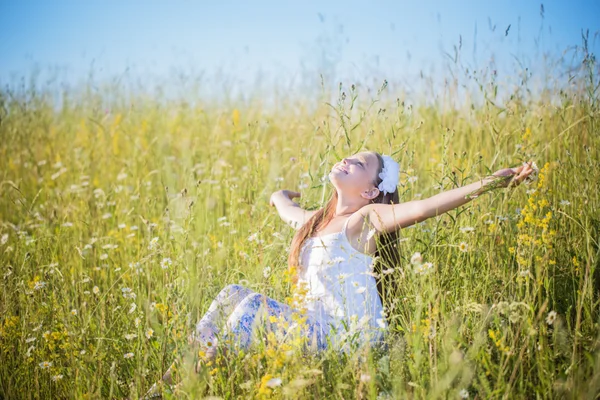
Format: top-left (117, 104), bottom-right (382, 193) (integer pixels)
top-left (142, 150), bottom-right (535, 398)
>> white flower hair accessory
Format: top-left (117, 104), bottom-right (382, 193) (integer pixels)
top-left (378, 155), bottom-right (400, 195)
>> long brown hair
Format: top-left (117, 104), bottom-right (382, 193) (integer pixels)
top-left (287, 152), bottom-right (401, 319)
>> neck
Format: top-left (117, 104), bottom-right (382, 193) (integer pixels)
top-left (334, 191), bottom-right (367, 217)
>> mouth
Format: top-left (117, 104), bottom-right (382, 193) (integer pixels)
top-left (335, 165), bottom-right (348, 174)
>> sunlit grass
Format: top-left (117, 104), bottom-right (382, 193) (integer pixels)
top-left (1, 46), bottom-right (599, 399)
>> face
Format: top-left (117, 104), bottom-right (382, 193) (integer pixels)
top-left (328, 151), bottom-right (381, 200)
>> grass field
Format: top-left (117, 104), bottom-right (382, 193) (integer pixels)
top-left (1, 45), bottom-right (599, 399)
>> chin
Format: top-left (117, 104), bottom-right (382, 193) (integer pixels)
top-left (328, 172), bottom-right (340, 185)
top-left (328, 173), bottom-right (350, 191)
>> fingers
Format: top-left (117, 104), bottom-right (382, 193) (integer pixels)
top-left (511, 167), bottom-right (532, 187)
top-left (502, 160), bottom-right (535, 189)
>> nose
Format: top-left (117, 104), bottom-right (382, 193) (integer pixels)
top-left (342, 158), bottom-right (349, 165)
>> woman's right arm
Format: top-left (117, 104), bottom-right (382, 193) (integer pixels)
top-left (269, 190), bottom-right (317, 230)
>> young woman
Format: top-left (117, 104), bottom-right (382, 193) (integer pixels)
top-left (142, 150), bottom-right (535, 398)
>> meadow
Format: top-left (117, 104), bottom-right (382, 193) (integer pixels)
top-left (1, 44), bottom-right (599, 399)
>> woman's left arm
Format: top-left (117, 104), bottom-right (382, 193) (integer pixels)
top-left (366, 162), bottom-right (536, 233)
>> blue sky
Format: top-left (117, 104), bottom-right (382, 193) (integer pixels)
top-left (1, 0), bottom-right (598, 100)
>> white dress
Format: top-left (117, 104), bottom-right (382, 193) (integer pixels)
top-left (192, 216), bottom-right (387, 355)
top-left (295, 216), bottom-right (388, 349)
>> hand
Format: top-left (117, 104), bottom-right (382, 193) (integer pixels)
top-left (269, 190), bottom-right (301, 207)
top-left (492, 161), bottom-right (537, 188)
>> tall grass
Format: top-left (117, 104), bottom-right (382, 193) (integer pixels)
top-left (1, 36), bottom-right (599, 399)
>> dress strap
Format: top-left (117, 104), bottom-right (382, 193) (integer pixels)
top-left (342, 216), bottom-right (352, 235)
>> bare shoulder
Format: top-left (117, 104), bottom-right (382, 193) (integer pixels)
top-left (346, 206), bottom-right (372, 230)
top-left (345, 206), bottom-right (378, 254)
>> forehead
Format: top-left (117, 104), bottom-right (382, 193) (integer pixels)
top-left (353, 152), bottom-right (377, 164)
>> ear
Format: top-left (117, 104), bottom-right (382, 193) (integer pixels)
top-left (361, 186), bottom-right (380, 200)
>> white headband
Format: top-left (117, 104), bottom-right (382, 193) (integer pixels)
top-left (378, 155), bottom-right (399, 195)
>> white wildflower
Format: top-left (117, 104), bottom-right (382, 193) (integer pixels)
top-left (263, 266), bottom-right (272, 278)
top-left (148, 237), bottom-right (159, 250)
top-left (415, 262), bottom-right (434, 275)
top-left (39, 361), bottom-right (53, 369)
top-left (160, 257), bottom-right (172, 269)
top-left (121, 287), bottom-right (136, 299)
top-left (124, 352), bottom-right (134, 359)
top-left (410, 252), bottom-right (423, 266)
top-left (546, 311), bottom-right (557, 325)
top-left (51, 168), bottom-right (67, 180)
top-left (337, 273), bottom-right (350, 281)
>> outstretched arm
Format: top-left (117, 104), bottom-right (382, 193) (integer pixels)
top-left (366, 162), bottom-right (536, 233)
top-left (269, 190), bottom-right (317, 230)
